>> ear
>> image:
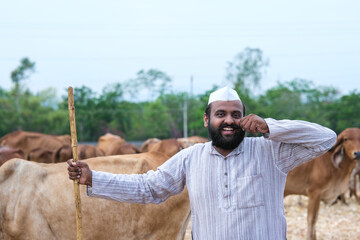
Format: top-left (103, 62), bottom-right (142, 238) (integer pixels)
top-left (332, 146), bottom-right (344, 169)
top-left (203, 113), bottom-right (208, 127)
top-left (329, 134), bottom-right (344, 153)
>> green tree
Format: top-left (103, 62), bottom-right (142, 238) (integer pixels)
top-left (0, 87), bottom-right (16, 136)
top-left (125, 69), bottom-right (172, 101)
top-left (226, 48), bottom-right (268, 113)
top-left (10, 57), bottom-right (36, 129)
top-left (97, 83), bottom-right (124, 135)
top-left (60, 86), bottom-right (98, 141)
top-left (226, 48), bottom-right (268, 95)
top-left (328, 91), bottom-right (360, 133)
top-left (189, 87), bottom-right (219, 137)
top-left (128, 100), bottom-right (172, 139)
top-left (159, 93), bottom-right (187, 138)
top-left (98, 83), bottom-right (142, 140)
top-left (256, 79), bottom-right (339, 128)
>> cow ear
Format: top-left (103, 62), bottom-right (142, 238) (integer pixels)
top-left (329, 137), bottom-right (343, 153)
top-left (332, 146), bottom-right (344, 169)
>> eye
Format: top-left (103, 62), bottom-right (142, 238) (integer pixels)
top-left (344, 138), bottom-right (348, 142)
top-left (232, 113), bottom-right (242, 119)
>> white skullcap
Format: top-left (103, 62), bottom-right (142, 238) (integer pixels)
top-left (208, 86), bottom-right (241, 105)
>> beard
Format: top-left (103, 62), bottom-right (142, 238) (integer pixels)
top-left (208, 121), bottom-right (246, 150)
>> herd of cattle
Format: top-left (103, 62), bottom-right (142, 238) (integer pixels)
top-left (0, 128), bottom-right (360, 240)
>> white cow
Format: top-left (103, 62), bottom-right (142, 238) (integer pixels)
top-left (0, 152), bottom-right (190, 240)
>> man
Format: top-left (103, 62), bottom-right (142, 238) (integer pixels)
top-left (68, 86), bottom-right (337, 239)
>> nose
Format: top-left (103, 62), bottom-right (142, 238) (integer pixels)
top-left (224, 114), bottom-right (235, 125)
top-left (355, 152), bottom-right (360, 160)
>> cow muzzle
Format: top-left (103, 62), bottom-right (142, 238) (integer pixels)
top-left (354, 151), bottom-right (360, 160)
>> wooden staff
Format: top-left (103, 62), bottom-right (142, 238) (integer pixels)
top-left (68, 87), bottom-right (83, 240)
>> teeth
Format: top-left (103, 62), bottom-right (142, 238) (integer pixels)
top-left (223, 127), bottom-right (233, 130)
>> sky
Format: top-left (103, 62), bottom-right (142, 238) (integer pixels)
top-left (1, 0), bottom-right (359, 100)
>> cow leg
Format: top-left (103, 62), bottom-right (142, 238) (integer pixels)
top-left (306, 192), bottom-right (321, 240)
top-left (339, 193), bottom-right (347, 205)
top-left (349, 169), bottom-right (357, 198)
top-left (177, 210), bottom-right (191, 240)
top-left (354, 173), bottom-right (360, 203)
top-left (297, 195), bottom-right (303, 207)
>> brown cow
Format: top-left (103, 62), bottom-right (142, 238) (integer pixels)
top-left (148, 138), bottom-right (184, 158)
top-left (284, 128), bottom-right (360, 240)
top-left (115, 143), bottom-right (141, 155)
top-left (0, 153), bottom-right (190, 240)
top-left (27, 147), bottom-right (53, 163)
top-left (78, 144), bottom-right (105, 159)
top-left (177, 136), bottom-right (209, 149)
top-left (53, 144), bottom-right (105, 163)
top-left (97, 133), bottom-right (126, 155)
top-left (147, 137), bottom-right (208, 158)
top-left (140, 138), bottom-right (160, 152)
top-left (97, 133), bottom-right (140, 155)
top-left (0, 130), bottom-right (71, 158)
top-left (53, 145), bottom-right (72, 163)
top-left (0, 147), bottom-right (24, 166)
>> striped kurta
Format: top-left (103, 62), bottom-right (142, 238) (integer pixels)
top-left (88, 118), bottom-right (337, 240)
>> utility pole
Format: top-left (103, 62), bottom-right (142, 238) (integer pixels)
top-left (183, 98), bottom-right (188, 138)
top-left (190, 75), bottom-right (193, 97)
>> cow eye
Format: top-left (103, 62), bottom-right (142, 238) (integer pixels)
top-left (344, 138), bottom-right (348, 142)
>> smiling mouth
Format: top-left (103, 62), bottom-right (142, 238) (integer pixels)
top-left (222, 127), bottom-right (235, 135)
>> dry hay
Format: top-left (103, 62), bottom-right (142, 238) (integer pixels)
top-left (184, 194), bottom-right (360, 240)
top-left (285, 194), bottom-right (360, 240)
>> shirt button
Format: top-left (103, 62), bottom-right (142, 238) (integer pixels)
top-left (224, 157), bottom-right (227, 161)
top-left (224, 172), bottom-right (228, 176)
top-left (225, 185), bottom-right (228, 188)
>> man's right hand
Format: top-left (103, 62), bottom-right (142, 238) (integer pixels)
top-left (67, 159), bottom-right (92, 187)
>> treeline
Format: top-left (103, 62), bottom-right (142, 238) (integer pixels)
top-left (1, 48), bottom-right (359, 141)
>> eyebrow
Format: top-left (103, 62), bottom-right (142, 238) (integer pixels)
top-left (214, 109), bottom-right (242, 114)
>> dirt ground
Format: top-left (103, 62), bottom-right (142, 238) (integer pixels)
top-left (184, 195), bottom-right (360, 240)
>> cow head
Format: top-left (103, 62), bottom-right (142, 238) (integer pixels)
top-left (27, 148), bottom-right (53, 163)
top-left (53, 145), bottom-right (72, 163)
top-left (329, 128), bottom-right (360, 168)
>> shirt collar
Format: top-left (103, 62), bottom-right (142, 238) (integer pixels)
top-left (206, 140), bottom-right (244, 157)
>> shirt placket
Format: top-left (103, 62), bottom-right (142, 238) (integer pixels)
top-left (222, 156), bottom-right (231, 209)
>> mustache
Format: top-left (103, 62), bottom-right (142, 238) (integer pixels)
top-left (218, 123), bottom-right (241, 130)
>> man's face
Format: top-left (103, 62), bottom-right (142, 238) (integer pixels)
top-left (204, 101), bottom-right (246, 150)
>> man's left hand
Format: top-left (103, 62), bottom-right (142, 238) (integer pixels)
top-left (239, 114), bottom-right (269, 134)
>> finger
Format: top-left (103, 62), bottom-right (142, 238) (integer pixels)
top-left (245, 121), bottom-right (254, 133)
top-left (67, 166), bottom-right (82, 175)
top-left (258, 122), bottom-right (269, 133)
top-left (69, 174), bottom-right (80, 180)
top-left (250, 122), bottom-right (259, 134)
top-left (68, 171), bottom-right (80, 177)
top-left (67, 165), bottom-right (78, 171)
top-left (242, 119), bottom-right (253, 132)
top-left (67, 159), bottom-right (77, 166)
top-left (239, 116), bottom-right (249, 128)
top-left (74, 160), bottom-right (87, 168)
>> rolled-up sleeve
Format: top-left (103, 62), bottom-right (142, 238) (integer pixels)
top-left (264, 118), bottom-right (337, 173)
